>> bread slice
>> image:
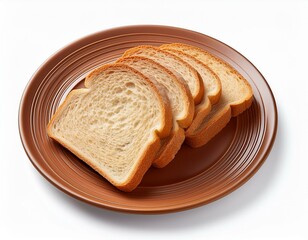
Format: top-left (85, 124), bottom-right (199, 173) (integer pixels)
top-left (160, 43), bottom-right (253, 147)
top-left (160, 46), bottom-right (222, 134)
top-left (47, 64), bottom-right (172, 191)
top-left (116, 56), bottom-right (194, 168)
top-left (122, 45), bottom-right (204, 105)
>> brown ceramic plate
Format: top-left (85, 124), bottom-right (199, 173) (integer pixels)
top-left (19, 25), bottom-right (277, 214)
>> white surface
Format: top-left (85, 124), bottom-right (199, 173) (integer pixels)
top-left (1, 0), bottom-right (307, 239)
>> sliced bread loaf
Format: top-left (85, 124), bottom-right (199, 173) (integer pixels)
top-left (160, 43), bottom-right (253, 147)
top-left (116, 56), bottom-right (194, 167)
top-left (122, 45), bottom-right (204, 105)
top-left (47, 64), bottom-right (172, 191)
top-left (160, 46), bottom-right (222, 134)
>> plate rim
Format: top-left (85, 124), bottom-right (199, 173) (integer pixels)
top-left (18, 25), bottom-right (278, 214)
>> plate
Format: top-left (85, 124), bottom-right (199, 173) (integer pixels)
top-left (19, 25), bottom-right (277, 213)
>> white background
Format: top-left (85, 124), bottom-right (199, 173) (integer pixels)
top-left (1, 0), bottom-right (307, 239)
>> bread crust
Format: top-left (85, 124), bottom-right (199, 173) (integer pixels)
top-left (162, 43), bottom-right (253, 148)
top-left (47, 64), bottom-right (173, 192)
top-left (185, 106), bottom-right (231, 148)
top-left (122, 45), bottom-right (204, 105)
top-left (152, 126), bottom-right (185, 168)
top-left (160, 47), bottom-right (222, 133)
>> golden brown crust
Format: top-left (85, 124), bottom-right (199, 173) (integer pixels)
top-left (162, 43), bottom-right (253, 148)
top-left (152, 126), bottom-right (185, 168)
top-left (185, 106), bottom-right (231, 148)
top-left (47, 64), bottom-right (173, 192)
top-left (187, 100), bottom-right (212, 134)
top-left (122, 45), bottom-right (204, 105)
top-left (115, 137), bottom-right (161, 192)
top-left (160, 46), bottom-right (223, 133)
top-left (230, 89), bottom-right (254, 117)
top-left (186, 92), bottom-right (253, 148)
top-left (207, 54), bottom-right (253, 117)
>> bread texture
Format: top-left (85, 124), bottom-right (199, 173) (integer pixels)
top-left (116, 56), bottom-right (194, 168)
top-left (160, 46), bottom-right (222, 134)
top-left (122, 45), bottom-right (204, 105)
top-left (160, 43), bottom-right (253, 147)
top-left (47, 64), bottom-right (172, 191)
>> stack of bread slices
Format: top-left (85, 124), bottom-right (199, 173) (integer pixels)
top-left (47, 43), bottom-right (253, 192)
